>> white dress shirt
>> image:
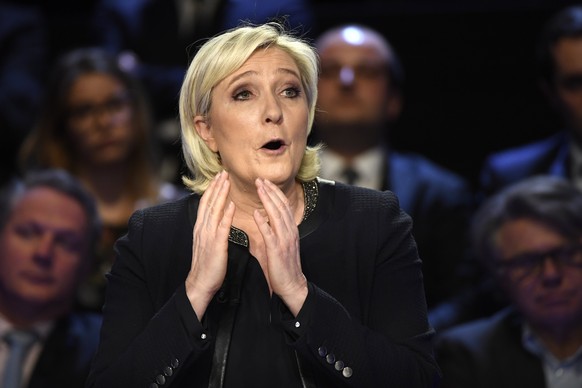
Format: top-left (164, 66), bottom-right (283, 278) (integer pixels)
top-left (319, 146), bottom-right (385, 190)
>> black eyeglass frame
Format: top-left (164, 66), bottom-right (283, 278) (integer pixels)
top-left (496, 242), bottom-right (582, 281)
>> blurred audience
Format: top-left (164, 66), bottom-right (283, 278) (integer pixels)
top-left (18, 48), bottom-right (187, 312)
top-left (0, 2), bottom-right (48, 186)
top-left (312, 24), bottom-right (476, 311)
top-left (480, 5), bottom-right (582, 199)
top-left (94, 0), bottom-right (316, 184)
top-left (0, 169), bottom-right (102, 388)
top-left (435, 175), bottom-right (582, 388)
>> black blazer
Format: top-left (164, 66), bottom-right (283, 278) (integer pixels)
top-left (29, 312), bottom-right (102, 388)
top-left (87, 179), bottom-right (440, 387)
top-left (434, 308), bottom-right (545, 388)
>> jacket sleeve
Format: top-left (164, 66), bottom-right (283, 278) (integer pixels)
top-left (86, 208), bottom-right (208, 388)
top-left (273, 188), bottom-right (442, 388)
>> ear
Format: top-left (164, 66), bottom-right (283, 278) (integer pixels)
top-left (386, 92), bottom-right (403, 122)
top-left (194, 115), bottom-right (218, 152)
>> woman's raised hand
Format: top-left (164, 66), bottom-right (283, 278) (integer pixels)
top-left (254, 178), bottom-right (308, 316)
top-left (186, 171), bottom-right (235, 320)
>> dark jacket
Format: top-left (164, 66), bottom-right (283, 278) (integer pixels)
top-left (29, 312), bottom-right (102, 388)
top-left (388, 150), bottom-right (475, 308)
top-left (479, 131), bottom-right (570, 199)
top-left (87, 179), bottom-right (440, 387)
top-left (435, 308), bottom-right (545, 388)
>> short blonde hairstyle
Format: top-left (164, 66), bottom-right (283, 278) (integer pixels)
top-left (179, 22), bottom-right (321, 193)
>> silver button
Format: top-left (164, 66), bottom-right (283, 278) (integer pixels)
top-left (334, 360), bottom-right (345, 371)
top-left (342, 367), bottom-right (353, 378)
top-left (163, 366), bottom-right (173, 376)
top-left (326, 353), bottom-right (335, 364)
top-left (201, 333), bottom-right (207, 340)
top-left (318, 346), bottom-right (327, 357)
top-left (171, 358), bottom-right (179, 368)
top-left (155, 374), bottom-right (166, 385)
top-left (294, 321), bottom-right (300, 328)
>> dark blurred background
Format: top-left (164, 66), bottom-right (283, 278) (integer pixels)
top-left (3, 0), bottom-right (582, 189)
top-left (311, 0), bottom-right (580, 189)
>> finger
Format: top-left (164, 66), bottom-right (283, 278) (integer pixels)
top-left (257, 179), bottom-right (294, 233)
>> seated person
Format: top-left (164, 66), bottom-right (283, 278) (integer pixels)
top-left (18, 48), bottom-right (188, 312)
top-left (480, 5), bottom-right (582, 199)
top-left (0, 168), bottom-right (103, 388)
top-left (86, 22), bottom-right (441, 388)
top-left (435, 175), bottom-right (582, 388)
top-left (313, 23), bottom-right (476, 311)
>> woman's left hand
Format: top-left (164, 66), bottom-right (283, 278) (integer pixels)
top-left (254, 178), bottom-right (308, 316)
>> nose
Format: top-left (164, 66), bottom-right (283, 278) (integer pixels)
top-left (264, 92), bottom-right (283, 125)
top-left (93, 105), bottom-right (116, 127)
top-left (33, 234), bottom-right (55, 267)
top-left (339, 66), bottom-right (355, 87)
top-left (539, 256), bottom-right (562, 284)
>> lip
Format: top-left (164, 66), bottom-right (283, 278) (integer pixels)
top-left (536, 291), bottom-right (574, 306)
top-left (21, 271), bottom-right (54, 285)
top-left (259, 138), bottom-right (288, 155)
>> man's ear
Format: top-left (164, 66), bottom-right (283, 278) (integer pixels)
top-left (194, 115), bottom-right (218, 152)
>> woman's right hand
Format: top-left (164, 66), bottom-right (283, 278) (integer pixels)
top-left (185, 171), bottom-right (235, 320)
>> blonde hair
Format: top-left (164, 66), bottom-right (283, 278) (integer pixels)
top-left (179, 22), bottom-right (321, 193)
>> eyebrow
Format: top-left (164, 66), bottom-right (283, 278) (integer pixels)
top-left (227, 67), bottom-right (301, 87)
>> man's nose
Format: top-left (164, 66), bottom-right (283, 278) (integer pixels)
top-left (33, 234), bottom-right (55, 266)
top-left (339, 66), bottom-right (355, 87)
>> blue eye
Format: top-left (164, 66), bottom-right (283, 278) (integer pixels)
top-left (283, 87), bottom-right (301, 98)
top-left (233, 90), bottom-right (251, 100)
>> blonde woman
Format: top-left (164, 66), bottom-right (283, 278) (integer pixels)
top-left (87, 23), bottom-right (440, 387)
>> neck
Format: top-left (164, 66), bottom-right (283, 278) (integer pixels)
top-left (0, 298), bottom-right (66, 328)
top-left (228, 177), bottom-right (304, 230)
top-left (531, 321), bottom-right (582, 360)
top-left (77, 163), bottom-right (133, 202)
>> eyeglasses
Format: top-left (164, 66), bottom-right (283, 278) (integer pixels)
top-left (320, 63), bottom-right (388, 81)
top-left (67, 94), bottom-right (131, 124)
top-left (496, 242), bottom-right (582, 281)
top-left (556, 74), bottom-right (582, 92)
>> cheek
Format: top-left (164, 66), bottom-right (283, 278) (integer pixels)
top-left (54, 256), bottom-right (85, 287)
top-left (557, 91), bottom-right (582, 116)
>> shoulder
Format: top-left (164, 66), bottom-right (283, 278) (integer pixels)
top-left (483, 132), bottom-right (567, 168)
top-left (128, 193), bottom-right (198, 235)
top-left (390, 151), bottom-right (469, 190)
top-left (435, 308), bottom-right (519, 350)
top-left (319, 177), bottom-right (400, 212)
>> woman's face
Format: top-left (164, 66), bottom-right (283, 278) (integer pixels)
top-left (66, 73), bottom-right (136, 167)
top-left (197, 47), bottom-right (309, 188)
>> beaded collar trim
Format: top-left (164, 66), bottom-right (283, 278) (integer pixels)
top-left (228, 180), bottom-right (318, 247)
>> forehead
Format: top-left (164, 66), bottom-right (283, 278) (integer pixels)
top-left (318, 28), bottom-right (391, 62)
top-left (68, 72), bottom-right (126, 100)
top-left (220, 47), bottom-right (301, 84)
top-left (8, 187), bottom-right (88, 231)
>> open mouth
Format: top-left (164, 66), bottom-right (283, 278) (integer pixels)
top-left (262, 140), bottom-right (284, 150)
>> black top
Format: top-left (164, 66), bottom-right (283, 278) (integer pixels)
top-left (87, 178), bottom-right (440, 387)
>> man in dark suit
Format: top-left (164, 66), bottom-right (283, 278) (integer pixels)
top-left (480, 5), bottom-right (582, 199)
top-left (312, 24), bottom-right (476, 314)
top-left (0, 169), bottom-right (102, 388)
top-left (435, 176), bottom-right (582, 388)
